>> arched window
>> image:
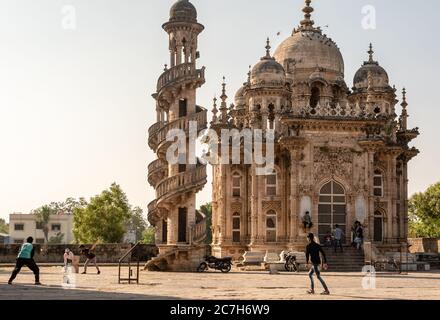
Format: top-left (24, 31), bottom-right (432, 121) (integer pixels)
top-left (232, 212), bottom-right (241, 243)
top-left (373, 211), bottom-right (384, 242)
top-left (266, 172), bottom-right (277, 196)
top-left (232, 172), bottom-right (241, 197)
top-left (266, 210), bottom-right (277, 243)
top-left (318, 181), bottom-right (346, 243)
top-left (374, 170), bottom-right (384, 197)
top-left (310, 87), bottom-right (320, 109)
top-left (179, 99), bottom-right (188, 117)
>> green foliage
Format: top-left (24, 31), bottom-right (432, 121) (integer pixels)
top-left (126, 207), bottom-right (148, 242)
top-left (33, 205), bottom-right (57, 242)
top-left (141, 226), bottom-right (156, 245)
top-left (73, 183), bottom-right (132, 244)
top-left (48, 197), bottom-right (88, 215)
top-left (409, 182), bottom-right (440, 238)
top-left (0, 218), bottom-right (8, 234)
top-left (199, 202), bottom-right (212, 245)
top-left (48, 232), bottom-right (64, 244)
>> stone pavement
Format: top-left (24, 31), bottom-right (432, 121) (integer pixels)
top-left (0, 266), bottom-right (439, 300)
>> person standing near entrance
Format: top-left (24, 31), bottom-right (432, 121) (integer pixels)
top-left (306, 233), bottom-right (330, 295)
top-left (8, 237), bottom-right (41, 285)
top-left (79, 243), bottom-right (101, 275)
top-left (333, 224), bottom-right (345, 253)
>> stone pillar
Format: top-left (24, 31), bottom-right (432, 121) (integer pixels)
top-left (366, 149), bottom-right (375, 241)
top-left (250, 165), bottom-right (258, 245)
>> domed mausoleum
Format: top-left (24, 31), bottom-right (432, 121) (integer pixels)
top-left (147, 0), bottom-right (420, 271)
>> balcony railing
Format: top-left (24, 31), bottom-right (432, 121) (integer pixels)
top-left (190, 218), bottom-right (207, 245)
top-left (147, 200), bottom-right (158, 225)
top-left (157, 63), bottom-right (205, 93)
top-left (148, 159), bottom-right (168, 187)
top-left (156, 165), bottom-right (207, 204)
top-left (148, 110), bottom-right (207, 152)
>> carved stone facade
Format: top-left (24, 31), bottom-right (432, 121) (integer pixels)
top-left (147, 0), bottom-right (420, 268)
top-left (209, 1), bottom-right (419, 259)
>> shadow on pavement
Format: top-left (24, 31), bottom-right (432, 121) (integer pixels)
top-left (0, 284), bottom-right (181, 300)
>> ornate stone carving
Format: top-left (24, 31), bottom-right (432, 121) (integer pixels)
top-left (313, 147), bottom-right (353, 183)
top-left (231, 202), bottom-right (242, 214)
top-left (262, 201), bottom-right (282, 212)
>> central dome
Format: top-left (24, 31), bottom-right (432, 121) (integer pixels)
top-left (274, 31), bottom-right (344, 76)
top-left (273, 1), bottom-right (344, 80)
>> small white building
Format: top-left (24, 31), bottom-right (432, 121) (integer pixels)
top-left (9, 213), bottom-right (74, 244)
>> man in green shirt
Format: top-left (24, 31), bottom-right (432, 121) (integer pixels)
top-left (8, 237), bottom-right (41, 285)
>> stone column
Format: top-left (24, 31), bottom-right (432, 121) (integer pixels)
top-left (250, 165), bottom-right (258, 245)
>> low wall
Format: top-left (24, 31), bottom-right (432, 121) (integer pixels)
top-left (408, 238), bottom-right (440, 254)
top-left (0, 244), bottom-right (158, 264)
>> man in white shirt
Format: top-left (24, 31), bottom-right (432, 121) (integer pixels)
top-left (333, 224), bottom-right (345, 253)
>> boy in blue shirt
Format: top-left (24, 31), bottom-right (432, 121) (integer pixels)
top-left (8, 237), bottom-right (41, 285)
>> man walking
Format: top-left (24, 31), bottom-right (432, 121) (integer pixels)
top-left (333, 224), bottom-right (345, 253)
top-left (79, 243), bottom-right (101, 274)
top-left (306, 233), bottom-right (330, 295)
top-left (8, 237), bottom-right (41, 285)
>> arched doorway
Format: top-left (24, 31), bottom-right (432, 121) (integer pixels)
top-left (318, 181), bottom-right (347, 243)
top-left (373, 211), bottom-right (384, 242)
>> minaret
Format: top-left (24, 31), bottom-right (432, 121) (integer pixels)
top-left (147, 0), bottom-right (208, 270)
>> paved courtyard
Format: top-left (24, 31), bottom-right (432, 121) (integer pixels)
top-left (0, 266), bottom-right (439, 300)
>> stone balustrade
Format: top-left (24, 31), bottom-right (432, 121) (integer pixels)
top-left (293, 102), bottom-right (391, 120)
top-left (157, 62), bottom-right (205, 93)
top-left (148, 159), bottom-right (168, 187)
top-left (191, 218), bottom-right (207, 244)
top-left (156, 165), bottom-right (207, 204)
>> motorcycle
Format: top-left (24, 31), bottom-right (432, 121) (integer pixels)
top-left (284, 252), bottom-right (299, 272)
top-left (197, 256), bottom-right (232, 273)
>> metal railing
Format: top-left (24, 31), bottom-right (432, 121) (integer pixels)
top-left (118, 242), bottom-right (141, 284)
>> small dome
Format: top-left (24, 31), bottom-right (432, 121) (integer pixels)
top-left (251, 40), bottom-right (286, 87)
top-left (234, 86), bottom-right (246, 106)
top-left (353, 45), bottom-right (392, 91)
top-left (169, 0), bottom-right (197, 23)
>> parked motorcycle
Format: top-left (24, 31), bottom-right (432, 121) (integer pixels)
top-left (197, 256), bottom-right (232, 273)
top-left (284, 252), bottom-right (299, 272)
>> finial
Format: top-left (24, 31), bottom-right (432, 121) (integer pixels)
top-left (401, 88), bottom-right (408, 109)
top-left (247, 65), bottom-right (252, 84)
top-left (221, 76), bottom-right (227, 100)
top-left (211, 96), bottom-right (218, 124)
top-left (368, 43), bottom-right (374, 63)
top-left (164, 64), bottom-right (168, 71)
top-left (300, 0), bottom-right (315, 29)
top-left (265, 37), bottom-right (271, 58)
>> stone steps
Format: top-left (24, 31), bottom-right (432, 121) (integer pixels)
top-left (319, 246), bottom-right (365, 272)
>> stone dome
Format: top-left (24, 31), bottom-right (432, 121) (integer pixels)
top-left (169, 0), bottom-right (197, 23)
top-left (251, 41), bottom-right (286, 87)
top-left (274, 31), bottom-right (344, 77)
top-left (353, 45), bottom-right (391, 91)
top-left (234, 86), bottom-right (246, 106)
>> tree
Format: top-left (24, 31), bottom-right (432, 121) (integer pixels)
top-left (409, 182), bottom-right (440, 238)
top-left (73, 183), bottom-right (132, 243)
top-left (33, 205), bottom-right (56, 243)
top-left (126, 207), bottom-right (148, 242)
top-left (141, 226), bottom-right (156, 245)
top-left (49, 197), bottom-right (87, 215)
top-left (48, 232), bottom-right (65, 244)
top-left (199, 203), bottom-right (212, 245)
top-left (0, 218), bottom-right (8, 234)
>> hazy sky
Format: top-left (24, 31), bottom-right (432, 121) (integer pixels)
top-left (0, 0), bottom-right (439, 222)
